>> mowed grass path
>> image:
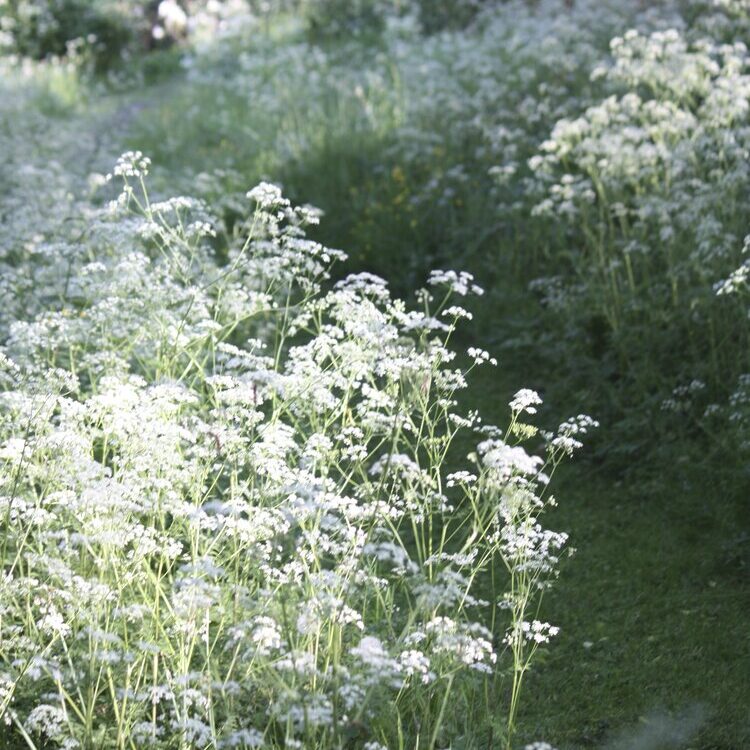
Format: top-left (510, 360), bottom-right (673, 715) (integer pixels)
top-left (459, 350), bottom-right (750, 749)
top-left (516, 468), bottom-right (749, 749)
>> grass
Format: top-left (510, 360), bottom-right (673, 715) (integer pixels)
top-left (460, 304), bottom-right (750, 748)
top-left (520, 466), bottom-right (750, 749)
top-left (444, 312), bottom-right (749, 748)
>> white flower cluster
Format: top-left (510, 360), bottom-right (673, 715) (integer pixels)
top-left (504, 620), bottom-right (561, 648)
top-left (429, 269), bottom-right (484, 296)
top-left (0, 156), bottom-right (587, 748)
top-left (510, 388), bottom-right (543, 416)
top-left (550, 415), bottom-right (600, 455)
top-left (524, 5), bottom-right (750, 441)
top-left (111, 150), bottom-right (151, 179)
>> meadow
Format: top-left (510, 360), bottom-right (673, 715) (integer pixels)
top-left (0, 1), bottom-right (748, 748)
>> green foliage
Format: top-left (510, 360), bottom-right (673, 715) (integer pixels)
top-left (415, 0), bottom-right (490, 33)
top-left (0, 0), bottom-right (134, 70)
top-left (303, 0), bottom-right (389, 41)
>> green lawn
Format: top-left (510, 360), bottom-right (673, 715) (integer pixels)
top-left (464, 335), bottom-right (750, 749)
top-left (518, 467), bottom-right (750, 749)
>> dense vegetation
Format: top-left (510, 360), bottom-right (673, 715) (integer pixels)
top-left (0, 1), bottom-right (747, 748)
